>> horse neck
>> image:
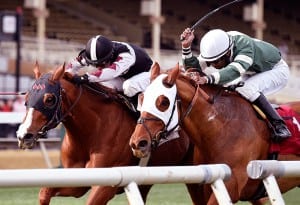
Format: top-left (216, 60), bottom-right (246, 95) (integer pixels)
top-left (60, 79), bottom-right (136, 142)
top-left (177, 81), bottom-right (218, 135)
top-left (177, 78), bottom-right (258, 148)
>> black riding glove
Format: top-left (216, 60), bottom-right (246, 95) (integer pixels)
top-left (72, 74), bottom-right (89, 84)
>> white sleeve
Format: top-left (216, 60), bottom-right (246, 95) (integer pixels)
top-left (87, 52), bottom-right (135, 82)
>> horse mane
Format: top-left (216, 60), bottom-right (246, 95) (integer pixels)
top-left (176, 70), bottom-right (242, 99)
top-left (62, 73), bottom-right (117, 99)
top-left (61, 73), bottom-right (136, 113)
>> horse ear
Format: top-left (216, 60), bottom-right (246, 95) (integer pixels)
top-left (150, 62), bottom-right (161, 82)
top-left (52, 63), bottom-right (66, 81)
top-left (137, 93), bottom-right (144, 111)
top-left (33, 61), bottom-right (41, 79)
top-left (165, 62), bottom-right (180, 86)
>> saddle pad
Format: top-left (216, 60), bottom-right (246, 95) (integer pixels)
top-left (269, 105), bottom-right (300, 155)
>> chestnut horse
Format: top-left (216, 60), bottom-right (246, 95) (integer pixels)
top-left (16, 63), bottom-right (204, 205)
top-left (129, 62), bottom-right (300, 204)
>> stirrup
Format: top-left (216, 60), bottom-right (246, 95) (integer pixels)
top-left (271, 124), bottom-right (291, 142)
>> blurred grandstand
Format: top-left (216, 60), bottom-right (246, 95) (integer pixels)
top-left (0, 0), bottom-right (300, 102)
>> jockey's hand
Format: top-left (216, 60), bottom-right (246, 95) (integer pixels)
top-left (66, 50), bottom-right (87, 74)
top-left (180, 28), bottom-right (194, 48)
top-left (190, 73), bottom-right (207, 85)
top-left (72, 74), bottom-right (89, 84)
top-left (197, 76), bottom-right (208, 84)
top-left (66, 58), bottom-right (84, 74)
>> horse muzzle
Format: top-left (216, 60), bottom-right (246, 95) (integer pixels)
top-left (131, 147), bottom-right (150, 159)
top-left (130, 137), bottom-right (152, 158)
top-left (17, 133), bottom-right (38, 149)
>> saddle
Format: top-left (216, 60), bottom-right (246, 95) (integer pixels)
top-left (270, 105), bottom-right (300, 155)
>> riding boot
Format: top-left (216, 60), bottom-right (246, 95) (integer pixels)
top-left (253, 93), bottom-right (291, 141)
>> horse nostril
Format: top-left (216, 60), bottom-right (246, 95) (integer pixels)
top-left (130, 142), bottom-right (137, 149)
top-left (23, 133), bottom-right (34, 140)
top-left (138, 140), bottom-right (149, 149)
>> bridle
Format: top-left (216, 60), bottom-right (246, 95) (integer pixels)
top-left (137, 94), bottom-right (179, 148)
top-left (37, 85), bottom-right (83, 138)
top-left (137, 84), bottom-right (203, 148)
top-left (27, 77), bottom-right (83, 143)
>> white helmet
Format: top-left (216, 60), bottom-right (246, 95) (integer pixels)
top-left (199, 29), bottom-right (232, 62)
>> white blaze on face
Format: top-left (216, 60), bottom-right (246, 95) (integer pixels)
top-left (16, 108), bottom-right (34, 139)
top-left (141, 74), bottom-right (179, 131)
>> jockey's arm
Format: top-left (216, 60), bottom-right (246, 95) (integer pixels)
top-left (66, 49), bottom-right (88, 74)
top-left (182, 46), bottom-right (203, 72)
top-left (87, 52), bottom-right (135, 82)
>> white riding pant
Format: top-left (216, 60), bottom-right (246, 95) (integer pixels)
top-left (100, 72), bottom-right (150, 97)
top-left (236, 59), bottom-right (289, 102)
top-left (123, 72), bottom-right (150, 97)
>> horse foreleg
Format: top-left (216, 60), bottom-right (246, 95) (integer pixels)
top-left (185, 184), bottom-right (205, 205)
top-left (250, 197), bottom-right (269, 205)
top-left (85, 185), bottom-right (153, 205)
top-left (39, 187), bottom-right (89, 205)
top-left (85, 186), bottom-right (121, 205)
top-left (208, 173), bottom-right (240, 205)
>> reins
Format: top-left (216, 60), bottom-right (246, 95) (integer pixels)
top-left (180, 85), bottom-right (200, 119)
top-left (177, 84), bottom-right (213, 126)
top-left (83, 83), bottom-right (111, 98)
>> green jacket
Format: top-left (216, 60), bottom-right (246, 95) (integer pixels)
top-left (182, 31), bottom-right (282, 85)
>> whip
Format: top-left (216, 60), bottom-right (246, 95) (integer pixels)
top-left (180, 0), bottom-right (244, 41)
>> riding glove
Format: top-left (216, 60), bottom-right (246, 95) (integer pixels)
top-left (66, 49), bottom-right (88, 74)
top-left (72, 74), bottom-right (89, 84)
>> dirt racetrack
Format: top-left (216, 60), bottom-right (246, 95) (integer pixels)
top-left (0, 149), bottom-right (61, 169)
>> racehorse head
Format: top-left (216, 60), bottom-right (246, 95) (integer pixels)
top-left (16, 62), bottom-right (66, 149)
top-left (130, 62), bottom-right (182, 158)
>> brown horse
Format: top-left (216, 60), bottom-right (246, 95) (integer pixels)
top-left (129, 62), bottom-right (300, 204)
top-left (16, 63), bottom-right (204, 205)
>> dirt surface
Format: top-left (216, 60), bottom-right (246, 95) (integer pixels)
top-left (0, 149), bottom-right (61, 169)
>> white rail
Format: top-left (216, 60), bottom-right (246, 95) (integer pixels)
top-left (0, 112), bottom-right (24, 124)
top-left (0, 164), bottom-right (232, 205)
top-left (247, 160), bottom-right (300, 205)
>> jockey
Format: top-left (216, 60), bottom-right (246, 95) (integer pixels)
top-left (66, 35), bottom-right (153, 98)
top-left (180, 28), bottom-right (291, 141)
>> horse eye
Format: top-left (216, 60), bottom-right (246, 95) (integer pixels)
top-left (43, 94), bottom-right (57, 108)
top-left (161, 98), bottom-right (170, 107)
top-left (156, 95), bottom-right (170, 112)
